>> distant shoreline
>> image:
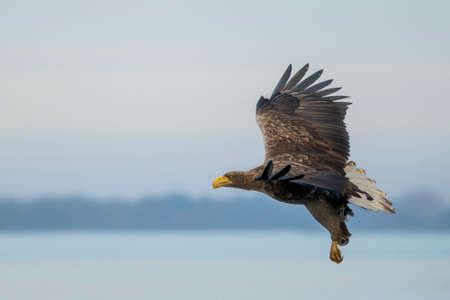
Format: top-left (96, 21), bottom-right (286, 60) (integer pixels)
top-left (1, 192), bottom-right (449, 231)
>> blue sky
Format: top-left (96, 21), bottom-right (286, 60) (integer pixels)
top-left (1, 0), bottom-right (449, 199)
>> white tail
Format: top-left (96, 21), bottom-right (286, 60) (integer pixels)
top-left (345, 161), bottom-right (395, 213)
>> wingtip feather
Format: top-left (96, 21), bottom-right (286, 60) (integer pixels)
top-left (270, 65), bottom-right (292, 100)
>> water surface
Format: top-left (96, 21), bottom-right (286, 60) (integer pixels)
top-left (1, 231), bottom-right (449, 300)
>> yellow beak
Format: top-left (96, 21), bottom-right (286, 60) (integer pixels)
top-left (212, 176), bottom-right (232, 189)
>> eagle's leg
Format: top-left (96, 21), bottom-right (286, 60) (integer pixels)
top-left (305, 194), bottom-right (351, 264)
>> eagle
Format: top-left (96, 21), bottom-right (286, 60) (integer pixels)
top-left (212, 64), bottom-right (394, 263)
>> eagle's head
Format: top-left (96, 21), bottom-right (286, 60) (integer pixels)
top-left (212, 171), bottom-right (260, 190)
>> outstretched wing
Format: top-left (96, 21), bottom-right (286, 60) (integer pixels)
top-left (256, 64), bottom-right (351, 194)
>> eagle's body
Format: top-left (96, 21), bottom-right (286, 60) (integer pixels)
top-left (212, 64), bottom-right (394, 263)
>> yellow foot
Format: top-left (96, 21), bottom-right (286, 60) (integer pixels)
top-left (329, 240), bottom-right (343, 264)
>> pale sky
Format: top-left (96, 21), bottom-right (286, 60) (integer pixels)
top-left (1, 0), bottom-right (449, 200)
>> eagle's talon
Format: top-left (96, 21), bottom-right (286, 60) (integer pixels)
top-left (329, 240), bottom-right (343, 264)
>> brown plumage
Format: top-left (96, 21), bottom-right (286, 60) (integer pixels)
top-left (212, 64), bottom-right (394, 263)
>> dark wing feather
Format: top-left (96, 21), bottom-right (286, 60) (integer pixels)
top-left (316, 87), bottom-right (342, 97)
top-left (284, 64), bottom-right (309, 90)
top-left (256, 64), bottom-right (351, 194)
top-left (290, 70), bottom-right (323, 93)
top-left (304, 79), bottom-right (333, 94)
top-left (270, 64), bottom-right (292, 100)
